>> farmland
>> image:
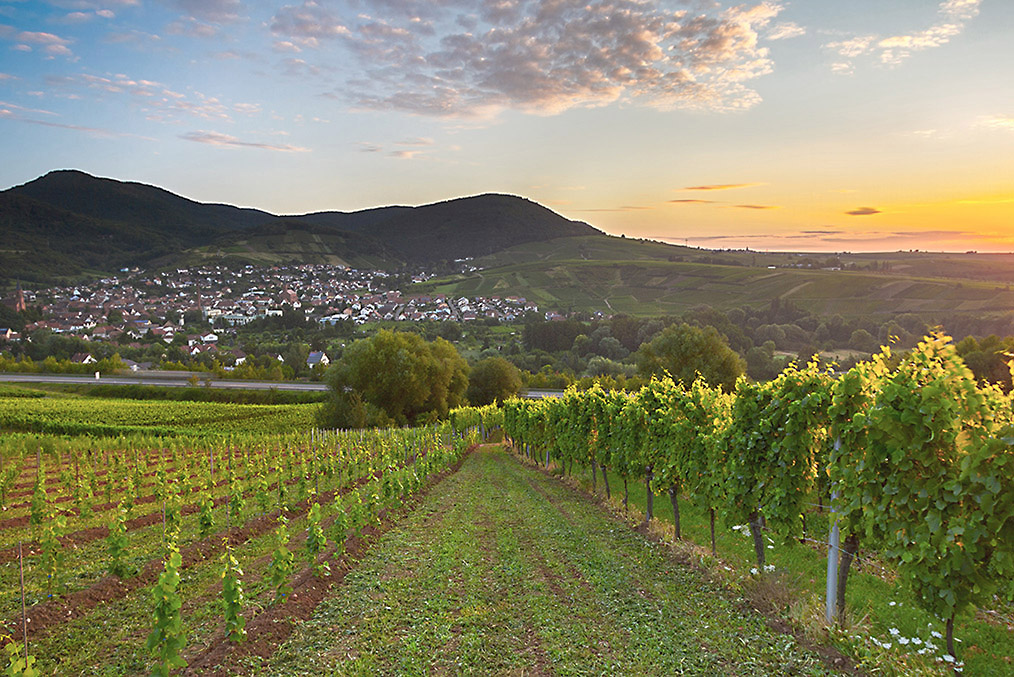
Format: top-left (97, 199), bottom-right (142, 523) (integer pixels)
top-left (1, 358), bottom-right (1012, 675)
top-left (261, 449), bottom-right (835, 675)
top-left (0, 395), bottom-right (469, 674)
top-left (414, 235), bottom-right (1014, 318)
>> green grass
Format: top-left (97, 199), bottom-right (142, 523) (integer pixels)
top-left (259, 449), bottom-right (835, 675)
top-left (563, 460), bottom-right (1014, 677)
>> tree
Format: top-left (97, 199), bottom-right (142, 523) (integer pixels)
top-left (467, 357), bottom-right (522, 405)
top-left (636, 323), bottom-right (744, 392)
top-left (320, 329), bottom-right (469, 427)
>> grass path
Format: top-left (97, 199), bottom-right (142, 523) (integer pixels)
top-left (258, 449), bottom-right (838, 675)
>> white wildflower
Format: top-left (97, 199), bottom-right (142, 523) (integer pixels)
top-left (889, 628), bottom-right (900, 636)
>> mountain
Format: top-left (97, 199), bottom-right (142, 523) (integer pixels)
top-left (0, 170), bottom-right (601, 284)
top-left (10, 170), bottom-right (275, 244)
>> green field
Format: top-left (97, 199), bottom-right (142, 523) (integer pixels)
top-left (261, 449), bottom-right (838, 675)
top-left (0, 396), bottom-right (319, 436)
top-left (411, 236), bottom-right (1014, 318)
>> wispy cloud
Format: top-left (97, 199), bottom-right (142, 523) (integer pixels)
top-left (732, 204), bottom-right (779, 210)
top-left (975, 114), bottom-right (1014, 132)
top-left (166, 18), bottom-right (217, 39)
top-left (167, 0), bottom-right (241, 24)
top-left (575, 205), bottom-right (653, 212)
top-left (0, 99), bottom-right (57, 116)
top-left (825, 0), bottom-right (981, 72)
top-left (180, 130), bottom-right (310, 152)
top-left (669, 198), bottom-right (716, 204)
top-left (271, 0), bottom-right (785, 117)
top-left (395, 137), bottom-right (434, 146)
top-left (0, 108), bottom-right (153, 139)
top-left (389, 149), bottom-right (421, 159)
top-left (681, 183), bottom-right (762, 191)
top-left (46, 72), bottom-right (244, 123)
top-left (845, 206), bottom-right (881, 216)
top-left (767, 22), bottom-right (805, 40)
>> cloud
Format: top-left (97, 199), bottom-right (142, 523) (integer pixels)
top-left (0, 73), bottom-right (17, 81)
top-left (681, 183), bottom-right (762, 191)
top-left (45, 0), bottom-right (137, 8)
top-left (732, 204), bottom-right (778, 209)
top-left (767, 22), bottom-right (805, 40)
top-left (167, 0), bottom-right (241, 24)
top-left (0, 109), bottom-right (153, 139)
top-left (395, 136), bottom-right (434, 146)
top-left (575, 205), bottom-right (653, 212)
top-left (801, 229), bottom-right (844, 235)
top-left (180, 130), bottom-right (310, 152)
top-left (48, 73), bottom-right (239, 123)
top-left (389, 149), bottom-right (421, 159)
top-left (2, 28), bottom-right (75, 57)
top-left (166, 18), bottom-right (217, 38)
top-left (668, 198), bottom-right (716, 204)
top-left (358, 142), bottom-right (382, 152)
top-left (976, 114), bottom-right (1014, 132)
top-left (270, 1), bottom-right (350, 45)
top-left (0, 99), bottom-right (58, 116)
top-left (825, 0), bottom-right (980, 71)
top-left (845, 206), bottom-right (881, 216)
top-left (272, 0), bottom-right (784, 117)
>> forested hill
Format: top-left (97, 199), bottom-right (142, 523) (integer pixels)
top-left (0, 170), bottom-right (601, 283)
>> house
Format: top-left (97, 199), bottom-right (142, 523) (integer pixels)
top-left (306, 351), bottom-right (330, 369)
top-left (70, 352), bottom-right (97, 365)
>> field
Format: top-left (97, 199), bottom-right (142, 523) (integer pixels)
top-left (412, 235), bottom-right (1014, 318)
top-left (261, 449), bottom-right (837, 675)
top-left (0, 396), bottom-right (318, 437)
top-left (1, 387), bottom-right (1011, 675)
top-left (0, 398), bottom-right (467, 675)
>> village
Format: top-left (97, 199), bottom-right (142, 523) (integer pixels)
top-left (0, 264), bottom-right (541, 371)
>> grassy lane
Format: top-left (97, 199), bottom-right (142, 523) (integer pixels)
top-left (259, 449), bottom-right (837, 675)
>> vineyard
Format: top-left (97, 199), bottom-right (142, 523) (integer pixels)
top-left (0, 406), bottom-right (472, 674)
top-left (0, 333), bottom-right (1012, 674)
top-left (0, 397), bottom-right (318, 437)
top-left (497, 332), bottom-right (1014, 675)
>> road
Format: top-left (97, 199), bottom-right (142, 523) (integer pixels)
top-left (0, 372), bottom-right (328, 391)
top-left (0, 373), bottom-right (562, 398)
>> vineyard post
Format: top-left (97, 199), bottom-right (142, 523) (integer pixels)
top-left (826, 497), bottom-right (840, 624)
top-left (19, 541), bottom-right (28, 659)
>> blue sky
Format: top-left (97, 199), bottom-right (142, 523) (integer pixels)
top-left (1, 0), bottom-right (1012, 251)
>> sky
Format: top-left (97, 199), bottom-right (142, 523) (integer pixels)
top-left (1, 0), bottom-right (1012, 253)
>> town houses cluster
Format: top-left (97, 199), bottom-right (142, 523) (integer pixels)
top-left (3, 264), bottom-right (540, 347)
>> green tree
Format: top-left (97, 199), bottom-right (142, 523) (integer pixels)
top-left (320, 329), bottom-right (469, 426)
top-left (466, 357), bottom-right (522, 405)
top-left (636, 323), bottom-right (744, 392)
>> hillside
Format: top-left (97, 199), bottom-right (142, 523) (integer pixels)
top-left (413, 235), bottom-right (1014, 320)
top-left (0, 170), bottom-right (601, 284)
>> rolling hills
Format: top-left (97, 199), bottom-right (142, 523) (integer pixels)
top-left (0, 170), bottom-right (599, 283)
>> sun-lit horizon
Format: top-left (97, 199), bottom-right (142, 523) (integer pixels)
top-left (2, 0), bottom-right (1012, 253)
